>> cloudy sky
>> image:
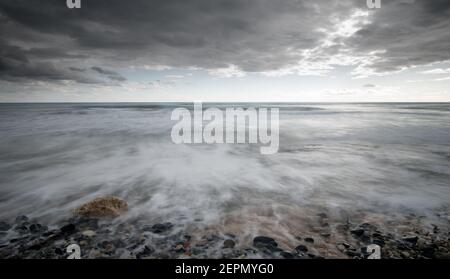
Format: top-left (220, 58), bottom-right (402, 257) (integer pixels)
top-left (0, 0), bottom-right (449, 102)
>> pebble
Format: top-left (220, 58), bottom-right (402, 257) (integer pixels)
top-left (295, 245), bottom-right (308, 253)
top-left (402, 235), bottom-right (418, 244)
top-left (350, 228), bottom-right (365, 236)
top-left (60, 223), bottom-right (76, 234)
top-left (253, 236), bottom-right (278, 248)
top-left (223, 239), bottom-right (236, 249)
top-left (304, 237), bottom-right (314, 243)
top-left (81, 230), bottom-right (96, 237)
top-left (150, 222), bottom-right (173, 234)
top-left (280, 251), bottom-right (294, 259)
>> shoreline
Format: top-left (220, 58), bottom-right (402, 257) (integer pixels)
top-left (1, 210), bottom-right (449, 259)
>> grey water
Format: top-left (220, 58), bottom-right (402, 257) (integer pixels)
top-left (0, 103), bottom-right (449, 239)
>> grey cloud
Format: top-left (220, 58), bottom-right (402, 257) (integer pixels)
top-left (347, 0), bottom-right (450, 72)
top-left (0, 0), bottom-right (448, 86)
top-left (91, 66), bottom-right (127, 82)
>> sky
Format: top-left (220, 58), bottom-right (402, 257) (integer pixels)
top-left (0, 0), bottom-right (449, 102)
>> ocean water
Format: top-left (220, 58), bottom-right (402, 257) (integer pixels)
top-left (0, 103), bottom-right (449, 244)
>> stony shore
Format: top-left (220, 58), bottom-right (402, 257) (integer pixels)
top-left (1, 211), bottom-right (449, 259)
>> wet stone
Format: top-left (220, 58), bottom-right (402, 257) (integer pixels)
top-left (350, 228), bottom-right (365, 236)
top-left (280, 251), bottom-right (295, 259)
top-left (150, 222), bottom-right (173, 234)
top-left (304, 237), bottom-right (314, 243)
top-left (60, 224), bottom-right (76, 234)
top-left (253, 236), bottom-right (278, 249)
top-left (223, 239), bottom-right (236, 249)
top-left (402, 236), bottom-right (419, 244)
top-left (295, 245), bottom-right (308, 253)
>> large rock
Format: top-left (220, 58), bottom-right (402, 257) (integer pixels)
top-left (74, 197), bottom-right (128, 218)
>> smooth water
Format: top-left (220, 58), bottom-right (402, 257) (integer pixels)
top-left (0, 103), bottom-right (449, 241)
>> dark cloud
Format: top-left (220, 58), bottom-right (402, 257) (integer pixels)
top-left (347, 0), bottom-right (450, 72)
top-left (0, 0), bottom-right (448, 86)
top-left (91, 66), bottom-right (127, 81)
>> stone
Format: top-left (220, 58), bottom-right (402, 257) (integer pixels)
top-left (280, 251), bottom-right (294, 259)
top-left (60, 223), bottom-right (76, 234)
top-left (253, 236), bottom-right (278, 248)
top-left (151, 222), bottom-right (173, 234)
top-left (295, 245), bottom-right (308, 253)
top-left (81, 230), bottom-right (96, 237)
top-left (223, 239), bottom-right (236, 249)
top-left (29, 223), bottom-right (46, 233)
top-left (304, 237), bottom-right (314, 243)
top-left (174, 244), bottom-right (185, 253)
top-left (350, 228), bottom-right (365, 236)
top-left (402, 236), bottom-right (419, 244)
top-left (74, 197), bottom-right (128, 218)
top-left (98, 240), bottom-right (115, 252)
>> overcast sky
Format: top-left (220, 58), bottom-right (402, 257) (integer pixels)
top-left (0, 0), bottom-right (449, 102)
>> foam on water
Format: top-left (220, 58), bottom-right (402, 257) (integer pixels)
top-left (0, 103), bottom-right (449, 238)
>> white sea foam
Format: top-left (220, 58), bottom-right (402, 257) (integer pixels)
top-left (0, 103), bottom-right (449, 235)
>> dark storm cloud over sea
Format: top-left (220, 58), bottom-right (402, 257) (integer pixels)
top-left (0, 0), bottom-right (449, 86)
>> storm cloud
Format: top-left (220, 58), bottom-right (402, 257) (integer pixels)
top-left (0, 0), bottom-right (449, 85)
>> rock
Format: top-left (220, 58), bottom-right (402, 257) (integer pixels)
top-left (74, 197), bottom-right (128, 218)
top-left (151, 222), bottom-right (173, 234)
top-left (350, 228), bottom-right (365, 236)
top-left (81, 230), bottom-right (96, 237)
top-left (223, 239), bottom-right (236, 249)
top-left (295, 245), bottom-right (308, 253)
top-left (402, 236), bottom-right (419, 244)
top-left (0, 221), bottom-right (11, 232)
top-left (174, 244), bottom-right (185, 253)
top-left (15, 225), bottom-right (28, 233)
top-left (98, 240), bottom-right (115, 252)
top-left (253, 236), bottom-right (278, 249)
top-left (304, 237), bottom-right (314, 243)
top-left (29, 223), bottom-right (46, 233)
top-left (60, 223), bottom-right (76, 234)
top-left (342, 242), bottom-right (351, 249)
top-left (280, 251), bottom-right (294, 259)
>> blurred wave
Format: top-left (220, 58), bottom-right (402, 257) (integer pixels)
top-left (0, 103), bottom-right (449, 236)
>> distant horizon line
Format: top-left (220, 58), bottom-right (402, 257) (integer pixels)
top-left (0, 101), bottom-right (449, 104)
